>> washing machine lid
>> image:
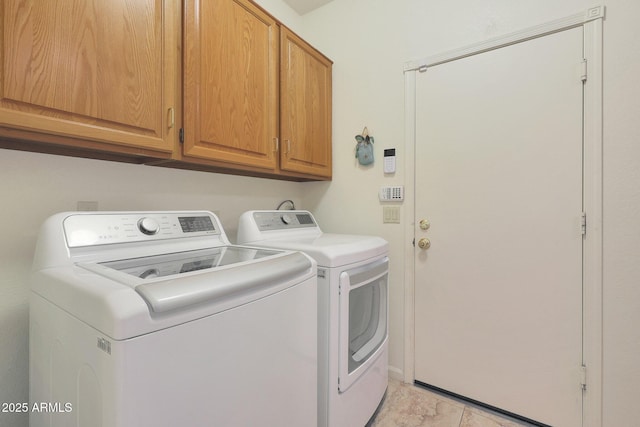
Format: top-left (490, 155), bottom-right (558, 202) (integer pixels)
top-left (91, 246), bottom-right (278, 281)
top-left (32, 210), bottom-right (318, 339)
top-left (248, 233), bottom-right (388, 267)
top-left (33, 246), bottom-right (315, 339)
top-left (78, 246), bottom-right (308, 313)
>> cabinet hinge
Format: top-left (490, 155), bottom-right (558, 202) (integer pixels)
top-left (179, 128), bottom-right (184, 144)
top-left (580, 365), bottom-right (587, 390)
top-left (581, 211), bottom-right (587, 236)
top-left (418, 65), bottom-right (428, 73)
top-left (580, 59), bottom-right (588, 83)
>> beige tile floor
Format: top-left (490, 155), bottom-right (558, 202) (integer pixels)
top-left (368, 379), bottom-right (535, 427)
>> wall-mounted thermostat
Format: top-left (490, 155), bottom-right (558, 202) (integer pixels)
top-left (383, 148), bottom-right (396, 173)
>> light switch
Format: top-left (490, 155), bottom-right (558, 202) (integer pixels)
top-left (383, 206), bottom-right (401, 224)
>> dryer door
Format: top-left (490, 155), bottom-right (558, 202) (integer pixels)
top-left (338, 257), bottom-right (388, 392)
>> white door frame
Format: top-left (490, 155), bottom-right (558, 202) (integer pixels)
top-left (402, 6), bottom-right (604, 426)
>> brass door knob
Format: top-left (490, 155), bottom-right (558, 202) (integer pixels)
top-left (419, 219), bottom-right (430, 230)
top-left (418, 238), bottom-right (431, 250)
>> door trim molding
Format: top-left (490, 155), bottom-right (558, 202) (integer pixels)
top-left (403, 7), bottom-right (604, 426)
top-left (404, 5), bottom-right (604, 72)
top-left (581, 13), bottom-right (604, 427)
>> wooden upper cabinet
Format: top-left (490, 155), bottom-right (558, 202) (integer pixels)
top-left (0, 0), bottom-right (331, 180)
top-left (0, 0), bottom-right (177, 155)
top-left (280, 27), bottom-right (332, 179)
top-left (183, 0), bottom-right (279, 171)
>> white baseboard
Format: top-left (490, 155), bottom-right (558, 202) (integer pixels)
top-left (388, 365), bottom-right (404, 382)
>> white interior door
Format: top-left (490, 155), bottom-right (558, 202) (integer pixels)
top-left (414, 27), bottom-right (584, 427)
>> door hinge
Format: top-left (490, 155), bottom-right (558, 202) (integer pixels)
top-left (580, 59), bottom-right (588, 83)
top-left (581, 211), bottom-right (587, 236)
top-left (580, 365), bottom-right (587, 390)
top-left (179, 128), bottom-right (184, 144)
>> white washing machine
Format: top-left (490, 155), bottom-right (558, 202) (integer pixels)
top-left (237, 210), bottom-right (389, 427)
top-left (30, 211), bottom-right (317, 427)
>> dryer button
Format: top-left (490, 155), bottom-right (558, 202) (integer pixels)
top-left (281, 214), bottom-right (295, 225)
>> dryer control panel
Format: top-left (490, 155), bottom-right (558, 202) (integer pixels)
top-left (252, 211), bottom-right (317, 231)
top-left (63, 212), bottom-right (220, 248)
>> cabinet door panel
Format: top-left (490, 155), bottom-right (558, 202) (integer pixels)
top-left (183, 0), bottom-right (278, 170)
top-left (280, 28), bottom-right (332, 178)
top-left (0, 0), bottom-right (174, 152)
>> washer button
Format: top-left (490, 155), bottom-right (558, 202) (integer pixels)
top-left (138, 217), bottom-right (160, 235)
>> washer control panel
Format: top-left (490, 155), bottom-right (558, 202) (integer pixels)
top-left (138, 217), bottom-right (160, 235)
top-left (253, 211), bottom-right (317, 231)
top-left (63, 212), bottom-right (219, 247)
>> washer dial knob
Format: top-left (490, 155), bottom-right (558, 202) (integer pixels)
top-left (138, 217), bottom-right (160, 235)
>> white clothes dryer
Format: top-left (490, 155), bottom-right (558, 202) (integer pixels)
top-left (30, 211), bottom-right (317, 427)
top-left (237, 210), bottom-right (389, 427)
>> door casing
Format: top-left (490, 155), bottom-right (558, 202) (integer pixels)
top-left (402, 6), bottom-right (604, 426)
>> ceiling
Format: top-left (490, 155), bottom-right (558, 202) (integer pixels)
top-left (283, 0), bottom-right (334, 15)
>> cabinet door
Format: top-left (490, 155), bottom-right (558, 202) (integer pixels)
top-left (183, 0), bottom-right (279, 171)
top-left (280, 27), bottom-right (332, 179)
top-left (0, 0), bottom-right (176, 153)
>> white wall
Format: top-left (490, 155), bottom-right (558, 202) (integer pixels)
top-left (0, 149), bottom-right (305, 427)
top-left (297, 0), bottom-right (640, 426)
top-left (300, 0), bottom-right (409, 380)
